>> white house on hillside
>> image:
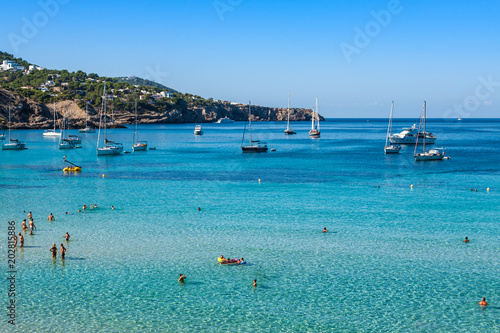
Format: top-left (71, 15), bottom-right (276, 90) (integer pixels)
top-left (160, 91), bottom-right (173, 98)
top-left (0, 60), bottom-right (25, 71)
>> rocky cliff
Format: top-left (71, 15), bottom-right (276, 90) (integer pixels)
top-left (0, 87), bottom-right (323, 129)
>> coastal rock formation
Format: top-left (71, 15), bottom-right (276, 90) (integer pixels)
top-left (0, 87), bottom-right (323, 129)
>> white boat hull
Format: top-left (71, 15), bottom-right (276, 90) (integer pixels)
top-left (2, 142), bottom-right (26, 150)
top-left (384, 145), bottom-right (401, 154)
top-left (132, 144), bottom-right (148, 151)
top-left (391, 136), bottom-right (435, 144)
top-left (43, 131), bottom-right (61, 137)
top-left (79, 128), bottom-right (96, 133)
top-left (97, 145), bottom-right (123, 155)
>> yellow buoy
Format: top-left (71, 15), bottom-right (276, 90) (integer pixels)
top-left (258, 179), bottom-right (261, 183)
top-left (102, 174), bottom-right (105, 178)
top-left (487, 188), bottom-right (490, 191)
top-left (410, 184), bottom-right (414, 188)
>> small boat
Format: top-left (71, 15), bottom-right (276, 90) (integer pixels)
top-left (458, 118), bottom-right (462, 121)
top-left (194, 124), bottom-right (203, 135)
top-left (309, 97), bottom-right (320, 138)
top-left (68, 135), bottom-right (82, 145)
top-left (414, 101), bottom-right (446, 161)
top-left (216, 116), bottom-right (234, 123)
top-left (384, 101), bottom-right (401, 154)
top-left (284, 92), bottom-right (296, 135)
top-left (241, 102), bottom-right (268, 153)
top-left (132, 101), bottom-right (148, 151)
top-left (2, 106), bottom-right (26, 150)
top-left (97, 82), bottom-right (123, 156)
top-left (63, 156), bottom-right (82, 172)
top-left (43, 102), bottom-right (62, 137)
top-left (79, 101), bottom-right (96, 133)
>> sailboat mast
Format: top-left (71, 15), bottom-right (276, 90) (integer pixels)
top-left (287, 92), bottom-right (290, 130)
top-left (423, 101), bottom-right (426, 153)
top-left (249, 101), bottom-right (252, 145)
top-left (8, 105), bottom-right (11, 141)
top-left (134, 100), bottom-right (138, 144)
top-left (316, 97), bottom-right (320, 131)
top-left (385, 101), bottom-right (394, 148)
top-left (53, 102), bottom-right (56, 132)
top-left (103, 83), bottom-right (107, 142)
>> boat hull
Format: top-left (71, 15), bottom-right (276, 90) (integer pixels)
top-left (309, 130), bottom-right (320, 138)
top-left (242, 146), bottom-right (268, 153)
top-left (390, 137), bottom-right (435, 144)
top-left (59, 143), bottom-right (75, 149)
top-left (194, 130), bottom-right (203, 135)
top-left (2, 143), bottom-right (26, 150)
top-left (79, 128), bottom-right (96, 133)
top-left (132, 144), bottom-right (148, 151)
top-left (43, 131), bottom-right (61, 137)
top-left (284, 129), bottom-right (296, 135)
top-left (97, 146), bottom-right (124, 155)
top-left (384, 145), bottom-right (401, 154)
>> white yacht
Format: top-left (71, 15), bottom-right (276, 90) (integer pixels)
top-left (390, 124), bottom-right (436, 144)
top-left (216, 116), bottom-right (234, 123)
top-left (194, 124), bottom-right (203, 135)
top-left (384, 101), bottom-right (401, 154)
top-left (97, 82), bottom-right (123, 156)
top-left (309, 98), bottom-right (320, 138)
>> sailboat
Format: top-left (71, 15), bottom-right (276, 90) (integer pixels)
top-left (79, 101), bottom-right (96, 133)
top-left (284, 92), bottom-right (296, 135)
top-left (384, 101), bottom-right (401, 154)
top-left (309, 97), bottom-right (320, 138)
top-left (414, 101), bottom-right (445, 161)
top-left (2, 105), bottom-right (26, 150)
top-left (132, 101), bottom-right (147, 151)
top-left (43, 102), bottom-right (62, 137)
top-left (59, 107), bottom-right (75, 149)
top-left (97, 82), bottom-right (123, 155)
top-left (241, 101), bottom-right (268, 152)
top-left (65, 106), bottom-right (82, 145)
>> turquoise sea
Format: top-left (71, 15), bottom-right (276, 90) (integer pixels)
top-left (1, 119), bottom-right (499, 332)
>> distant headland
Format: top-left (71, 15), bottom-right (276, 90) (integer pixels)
top-left (0, 52), bottom-right (322, 129)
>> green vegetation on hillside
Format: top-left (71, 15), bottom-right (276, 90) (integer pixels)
top-left (0, 52), bottom-right (223, 114)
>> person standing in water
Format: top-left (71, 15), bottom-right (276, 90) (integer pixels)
top-left (22, 219), bottom-right (28, 230)
top-left (323, 227), bottom-right (328, 233)
top-left (479, 297), bottom-right (488, 306)
top-left (29, 219), bottom-right (36, 230)
top-left (18, 233), bottom-right (24, 247)
top-left (178, 274), bottom-right (187, 282)
top-left (60, 244), bottom-right (66, 259)
top-left (63, 232), bottom-right (70, 241)
top-left (252, 279), bottom-right (257, 287)
top-left (50, 243), bottom-right (57, 258)
top-left (48, 213), bottom-right (55, 221)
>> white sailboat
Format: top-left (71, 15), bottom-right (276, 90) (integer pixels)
top-left (414, 101), bottom-right (446, 161)
top-left (284, 92), bottom-right (296, 135)
top-left (132, 101), bottom-right (148, 151)
top-left (79, 101), bottom-right (96, 133)
top-left (59, 107), bottom-right (75, 150)
top-left (97, 82), bottom-right (123, 156)
top-left (384, 101), bottom-right (401, 154)
top-left (43, 102), bottom-right (62, 137)
top-left (2, 105), bottom-right (26, 150)
top-left (241, 101), bottom-right (268, 152)
top-left (309, 97), bottom-right (320, 138)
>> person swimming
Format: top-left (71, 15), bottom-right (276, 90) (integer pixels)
top-left (252, 279), bottom-right (257, 287)
top-left (178, 273), bottom-right (187, 282)
top-left (479, 297), bottom-right (488, 306)
top-left (323, 227), bottom-right (328, 233)
top-left (83, 205), bottom-right (87, 210)
top-left (464, 237), bottom-right (469, 243)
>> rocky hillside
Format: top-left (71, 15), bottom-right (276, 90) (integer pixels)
top-left (0, 87), bottom-right (322, 129)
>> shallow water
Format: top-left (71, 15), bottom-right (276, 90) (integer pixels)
top-left (1, 119), bottom-right (499, 332)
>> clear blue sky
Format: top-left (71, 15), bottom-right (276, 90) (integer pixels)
top-left (1, 0), bottom-right (499, 118)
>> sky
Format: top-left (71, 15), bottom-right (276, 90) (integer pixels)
top-left (1, 0), bottom-right (499, 118)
